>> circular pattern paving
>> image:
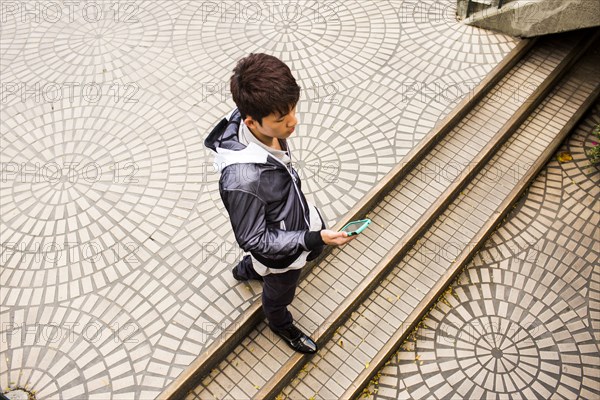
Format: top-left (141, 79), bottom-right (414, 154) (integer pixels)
top-left (479, 168), bottom-right (561, 262)
top-left (373, 263), bottom-right (600, 399)
top-left (395, 0), bottom-right (517, 75)
top-left (456, 315), bottom-right (543, 393)
top-left (0, 4), bottom-right (31, 72)
top-left (3, 1), bottom-right (181, 99)
top-left (173, 0), bottom-right (401, 91)
top-left (559, 101), bottom-right (600, 198)
top-left (591, 260), bottom-right (600, 344)
top-left (0, 300), bottom-right (149, 400)
top-left (434, 282), bottom-right (568, 398)
top-left (478, 102), bottom-right (600, 265)
top-left (0, 90), bottom-right (204, 304)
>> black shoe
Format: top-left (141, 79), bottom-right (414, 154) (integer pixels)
top-left (232, 255), bottom-right (263, 281)
top-left (272, 324), bottom-right (318, 354)
top-left (232, 265), bottom-right (246, 281)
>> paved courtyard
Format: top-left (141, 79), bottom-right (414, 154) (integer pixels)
top-left (7, 0), bottom-right (596, 399)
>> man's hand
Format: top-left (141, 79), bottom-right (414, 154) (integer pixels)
top-left (320, 229), bottom-right (357, 246)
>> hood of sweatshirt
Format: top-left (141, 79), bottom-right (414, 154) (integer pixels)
top-left (204, 109), bottom-right (283, 173)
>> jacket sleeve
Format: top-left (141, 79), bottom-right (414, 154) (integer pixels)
top-left (221, 188), bottom-right (321, 259)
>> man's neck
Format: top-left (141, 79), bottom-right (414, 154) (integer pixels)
top-left (247, 125), bottom-right (281, 150)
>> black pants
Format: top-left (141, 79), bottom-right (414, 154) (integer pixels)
top-left (236, 255), bottom-right (302, 331)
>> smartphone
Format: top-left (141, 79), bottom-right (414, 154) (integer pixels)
top-left (340, 219), bottom-right (371, 236)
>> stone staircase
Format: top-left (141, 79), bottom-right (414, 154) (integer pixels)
top-left (159, 28), bottom-right (600, 400)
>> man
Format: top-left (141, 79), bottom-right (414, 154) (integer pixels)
top-left (204, 53), bottom-right (354, 353)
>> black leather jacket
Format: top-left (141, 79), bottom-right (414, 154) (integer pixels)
top-left (205, 109), bottom-right (324, 269)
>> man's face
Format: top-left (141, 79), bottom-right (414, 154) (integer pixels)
top-left (245, 105), bottom-right (298, 141)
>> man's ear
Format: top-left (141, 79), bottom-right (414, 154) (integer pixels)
top-left (244, 116), bottom-right (259, 129)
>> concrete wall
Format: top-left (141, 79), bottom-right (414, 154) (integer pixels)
top-left (457, 0), bottom-right (497, 20)
top-left (464, 0), bottom-right (600, 37)
top-left (457, 0), bottom-right (469, 19)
